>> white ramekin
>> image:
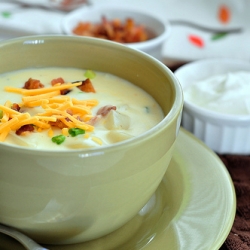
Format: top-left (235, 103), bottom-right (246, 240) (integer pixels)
top-left (175, 58), bottom-right (250, 154)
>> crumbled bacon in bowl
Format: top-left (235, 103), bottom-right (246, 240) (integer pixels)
top-left (72, 16), bottom-right (150, 43)
top-left (62, 5), bottom-right (170, 60)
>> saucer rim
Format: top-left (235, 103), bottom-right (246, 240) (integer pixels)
top-left (0, 128), bottom-right (236, 250)
top-left (174, 128), bottom-right (236, 250)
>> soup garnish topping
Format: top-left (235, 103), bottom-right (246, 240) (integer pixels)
top-left (0, 77), bottom-right (98, 144)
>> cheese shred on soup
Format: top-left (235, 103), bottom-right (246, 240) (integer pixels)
top-left (0, 67), bottom-right (163, 150)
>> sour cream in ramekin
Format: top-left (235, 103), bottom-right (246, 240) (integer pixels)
top-left (184, 71), bottom-right (250, 115)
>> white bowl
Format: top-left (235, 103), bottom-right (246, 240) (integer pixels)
top-left (61, 4), bottom-right (171, 60)
top-left (175, 58), bottom-right (250, 154)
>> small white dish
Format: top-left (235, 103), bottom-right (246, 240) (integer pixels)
top-left (61, 4), bottom-right (171, 60)
top-left (175, 58), bottom-right (250, 154)
top-left (0, 129), bottom-right (235, 250)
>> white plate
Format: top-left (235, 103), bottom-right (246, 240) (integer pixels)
top-left (0, 128), bottom-right (236, 250)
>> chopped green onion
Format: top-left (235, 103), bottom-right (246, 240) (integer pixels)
top-left (84, 70), bottom-right (96, 79)
top-left (69, 128), bottom-right (85, 137)
top-left (0, 110), bottom-right (3, 119)
top-left (52, 135), bottom-right (66, 145)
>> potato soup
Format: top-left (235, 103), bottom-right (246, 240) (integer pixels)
top-left (0, 67), bottom-right (163, 150)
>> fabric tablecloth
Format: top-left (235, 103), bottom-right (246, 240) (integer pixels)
top-left (218, 154), bottom-right (250, 250)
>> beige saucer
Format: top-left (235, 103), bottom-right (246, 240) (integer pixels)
top-left (0, 128), bottom-right (236, 250)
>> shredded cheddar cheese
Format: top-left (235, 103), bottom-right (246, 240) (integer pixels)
top-left (0, 117), bottom-right (18, 132)
top-left (84, 133), bottom-right (90, 139)
top-left (0, 127), bottom-right (10, 142)
top-left (62, 128), bottom-right (69, 136)
top-left (0, 105), bottom-right (20, 116)
top-left (0, 81), bottom-right (98, 143)
top-left (10, 117), bottom-right (38, 131)
top-left (22, 90), bottom-right (61, 104)
top-left (4, 82), bottom-right (82, 96)
top-left (91, 136), bottom-right (103, 145)
top-left (48, 128), bottom-right (54, 138)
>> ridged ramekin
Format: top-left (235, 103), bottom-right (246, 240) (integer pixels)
top-left (175, 58), bottom-right (250, 154)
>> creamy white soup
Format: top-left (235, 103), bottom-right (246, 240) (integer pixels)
top-left (0, 67), bottom-right (163, 150)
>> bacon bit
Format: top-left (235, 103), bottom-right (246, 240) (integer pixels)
top-left (11, 103), bottom-right (21, 112)
top-left (73, 22), bottom-right (92, 36)
top-left (218, 5), bottom-right (231, 24)
top-left (77, 79), bottom-right (96, 93)
top-left (61, 0), bottom-right (86, 8)
top-left (66, 109), bottom-right (73, 116)
top-left (51, 78), bottom-right (71, 95)
top-left (73, 16), bottom-right (149, 43)
top-left (87, 105), bottom-right (116, 125)
top-left (76, 116), bottom-right (83, 122)
top-left (60, 89), bottom-right (72, 95)
top-left (49, 119), bottom-right (67, 129)
top-left (51, 77), bottom-right (65, 86)
top-left (16, 124), bottom-right (34, 135)
top-left (65, 117), bottom-right (72, 122)
top-left (87, 115), bottom-right (100, 125)
top-left (188, 34), bottom-right (204, 48)
top-left (23, 78), bottom-right (44, 89)
top-left (49, 110), bottom-right (79, 128)
top-left (97, 105), bottom-right (116, 116)
top-left (102, 16), bottom-right (115, 39)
